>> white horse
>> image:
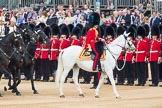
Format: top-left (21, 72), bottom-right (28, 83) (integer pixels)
top-left (55, 32), bottom-right (135, 98)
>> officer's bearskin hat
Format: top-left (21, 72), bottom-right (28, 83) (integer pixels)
top-left (60, 24), bottom-right (70, 38)
top-left (104, 26), bottom-right (115, 38)
top-left (117, 26), bottom-right (125, 36)
top-left (151, 25), bottom-right (160, 38)
top-left (43, 26), bottom-right (52, 38)
top-left (143, 24), bottom-right (150, 36)
top-left (89, 12), bottom-right (100, 26)
top-left (137, 26), bottom-right (146, 38)
top-left (97, 26), bottom-right (104, 38)
top-left (50, 23), bottom-right (60, 36)
top-left (72, 26), bottom-right (81, 39)
top-left (68, 24), bottom-right (74, 36)
top-left (127, 26), bottom-right (136, 40)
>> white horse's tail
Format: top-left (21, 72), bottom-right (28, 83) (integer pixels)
top-left (55, 50), bottom-right (64, 87)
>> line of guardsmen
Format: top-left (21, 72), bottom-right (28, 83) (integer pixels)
top-left (30, 22), bottom-right (162, 88)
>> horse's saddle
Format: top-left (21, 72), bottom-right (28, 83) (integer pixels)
top-left (77, 48), bottom-right (105, 61)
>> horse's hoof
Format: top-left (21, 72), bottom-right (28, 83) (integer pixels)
top-left (116, 96), bottom-right (121, 99)
top-left (12, 90), bottom-right (16, 93)
top-left (95, 95), bottom-right (100, 98)
top-left (0, 93), bottom-right (3, 97)
top-left (4, 86), bottom-right (7, 91)
top-left (79, 94), bottom-right (84, 97)
top-left (16, 92), bottom-right (21, 96)
top-left (60, 95), bottom-right (65, 98)
top-left (33, 90), bottom-right (39, 94)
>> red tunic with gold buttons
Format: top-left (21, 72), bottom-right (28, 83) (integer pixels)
top-left (40, 44), bottom-right (50, 59)
top-left (117, 51), bottom-right (125, 60)
top-left (34, 42), bottom-right (41, 59)
top-left (135, 39), bottom-right (148, 62)
top-left (125, 40), bottom-right (135, 62)
top-left (149, 39), bottom-right (161, 61)
top-left (49, 38), bottom-right (60, 60)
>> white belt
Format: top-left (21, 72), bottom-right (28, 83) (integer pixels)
top-left (51, 49), bottom-right (58, 51)
top-left (150, 50), bottom-right (158, 53)
top-left (41, 49), bottom-right (49, 51)
top-left (36, 48), bottom-right (40, 50)
top-left (136, 51), bottom-right (145, 53)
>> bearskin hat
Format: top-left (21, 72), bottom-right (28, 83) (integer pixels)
top-left (28, 23), bottom-right (35, 30)
top-left (104, 26), bottom-right (115, 38)
top-left (50, 23), bottom-right (60, 36)
top-left (89, 12), bottom-right (100, 26)
top-left (137, 26), bottom-right (146, 38)
top-left (43, 26), bottom-right (52, 38)
top-left (127, 26), bottom-right (136, 40)
top-left (110, 23), bottom-right (117, 33)
top-left (130, 24), bottom-right (137, 30)
top-left (76, 23), bottom-right (83, 31)
top-left (72, 26), bottom-right (81, 39)
top-left (35, 23), bottom-right (46, 30)
top-left (143, 24), bottom-right (150, 36)
top-left (97, 26), bottom-right (104, 38)
top-left (68, 24), bottom-right (74, 36)
top-left (117, 26), bottom-right (125, 36)
top-left (151, 25), bottom-right (160, 38)
top-left (60, 24), bottom-right (70, 38)
top-left (81, 25), bottom-right (90, 36)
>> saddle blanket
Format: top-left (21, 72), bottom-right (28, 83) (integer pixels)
top-left (77, 48), bottom-right (105, 61)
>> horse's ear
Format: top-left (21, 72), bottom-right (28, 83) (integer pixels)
top-left (123, 31), bottom-right (130, 39)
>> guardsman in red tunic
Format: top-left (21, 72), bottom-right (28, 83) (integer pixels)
top-left (49, 24), bottom-right (60, 82)
top-left (40, 26), bottom-right (51, 81)
top-left (71, 26), bottom-right (82, 46)
top-left (59, 24), bottom-right (70, 51)
top-left (135, 26), bottom-right (148, 86)
top-left (34, 42), bottom-right (41, 81)
top-left (143, 24), bottom-right (150, 81)
top-left (149, 25), bottom-right (161, 87)
top-left (115, 26), bottom-right (126, 85)
top-left (84, 12), bottom-right (101, 71)
top-left (125, 26), bottom-right (136, 86)
top-left (104, 26), bottom-right (115, 44)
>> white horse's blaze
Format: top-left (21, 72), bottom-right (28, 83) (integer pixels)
top-left (55, 33), bottom-right (135, 98)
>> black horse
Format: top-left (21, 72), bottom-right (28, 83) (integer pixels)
top-left (0, 31), bottom-right (25, 97)
top-left (6, 24), bottom-right (50, 95)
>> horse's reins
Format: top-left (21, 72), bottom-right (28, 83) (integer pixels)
top-left (105, 35), bottom-right (132, 71)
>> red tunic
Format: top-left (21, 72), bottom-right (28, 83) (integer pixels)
top-left (84, 28), bottom-right (98, 48)
top-left (149, 39), bottom-right (161, 61)
top-left (117, 51), bottom-right (125, 60)
top-left (71, 39), bottom-right (81, 46)
top-left (59, 39), bottom-right (70, 50)
top-left (49, 38), bottom-right (60, 60)
top-left (40, 44), bottom-right (50, 59)
top-left (135, 39), bottom-right (148, 62)
top-left (34, 42), bottom-right (41, 59)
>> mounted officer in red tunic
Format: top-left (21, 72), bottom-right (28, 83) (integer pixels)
top-left (83, 12), bottom-right (103, 71)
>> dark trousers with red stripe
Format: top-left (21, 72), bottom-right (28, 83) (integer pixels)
top-left (50, 60), bottom-right (58, 75)
top-left (125, 61), bottom-right (134, 84)
top-left (91, 44), bottom-right (100, 70)
top-left (41, 59), bottom-right (49, 81)
top-left (117, 60), bottom-right (125, 84)
top-left (136, 62), bottom-right (146, 85)
top-left (150, 61), bottom-right (159, 85)
top-left (34, 58), bottom-right (41, 80)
